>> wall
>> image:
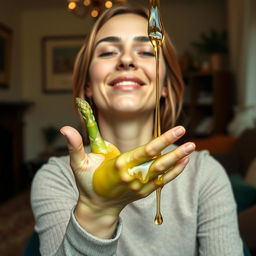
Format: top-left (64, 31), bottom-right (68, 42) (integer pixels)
top-left (21, 8), bottom-right (94, 160)
top-left (242, 0), bottom-right (256, 107)
top-left (228, 0), bottom-right (256, 107)
top-left (226, 0), bottom-right (256, 136)
top-left (246, 0), bottom-right (256, 106)
top-left (135, 0), bottom-right (227, 54)
top-left (0, 1), bottom-right (227, 161)
top-left (160, 1), bottom-right (227, 55)
top-left (0, 0), bottom-right (22, 101)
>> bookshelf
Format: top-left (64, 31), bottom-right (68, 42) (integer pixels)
top-left (180, 71), bottom-right (234, 138)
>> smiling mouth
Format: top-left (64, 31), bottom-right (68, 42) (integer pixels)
top-left (109, 77), bottom-right (145, 88)
top-left (112, 81), bottom-right (141, 90)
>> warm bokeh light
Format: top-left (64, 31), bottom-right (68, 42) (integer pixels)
top-left (68, 0), bottom-right (129, 18)
top-left (91, 9), bottom-right (99, 17)
top-left (68, 1), bottom-right (77, 10)
top-left (105, 1), bottom-right (113, 8)
top-left (83, 0), bottom-right (91, 6)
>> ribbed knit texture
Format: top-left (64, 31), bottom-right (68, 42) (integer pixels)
top-left (31, 147), bottom-right (243, 256)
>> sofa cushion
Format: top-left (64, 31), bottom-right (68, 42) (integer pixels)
top-left (230, 173), bottom-right (256, 212)
top-left (213, 128), bottom-right (256, 176)
top-left (245, 158), bottom-right (256, 187)
top-left (229, 129), bottom-right (256, 176)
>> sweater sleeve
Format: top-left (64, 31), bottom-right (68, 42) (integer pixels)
top-left (31, 156), bottom-right (122, 256)
top-left (196, 152), bottom-right (243, 256)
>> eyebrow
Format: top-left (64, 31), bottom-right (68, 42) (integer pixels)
top-left (95, 36), bottom-right (150, 47)
top-left (95, 36), bottom-right (120, 47)
top-left (134, 36), bottom-right (150, 42)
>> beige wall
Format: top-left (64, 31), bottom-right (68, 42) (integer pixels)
top-left (160, 1), bottom-right (227, 55)
top-left (0, 0), bottom-right (22, 101)
top-left (21, 8), bottom-right (94, 160)
top-left (0, 1), bottom-right (227, 160)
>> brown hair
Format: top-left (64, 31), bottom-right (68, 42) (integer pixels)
top-left (73, 5), bottom-right (184, 132)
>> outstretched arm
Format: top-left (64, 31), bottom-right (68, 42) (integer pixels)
top-left (61, 98), bottom-right (195, 239)
top-left (32, 98), bottom-right (195, 255)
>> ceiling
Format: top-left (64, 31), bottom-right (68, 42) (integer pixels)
top-left (18, 0), bottom-right (67, 9)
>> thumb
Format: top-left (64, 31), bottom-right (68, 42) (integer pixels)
top-left (60, 126), bottom-right (87, 171)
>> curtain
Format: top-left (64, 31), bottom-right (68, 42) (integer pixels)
top-left (227, 0), bottom-right (256, 136)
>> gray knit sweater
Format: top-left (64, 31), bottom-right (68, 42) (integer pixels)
top-left (31, 147), bottom-right (243, 256)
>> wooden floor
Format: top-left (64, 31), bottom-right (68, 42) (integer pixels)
top-left (0, 189), bottom-right (34, 256)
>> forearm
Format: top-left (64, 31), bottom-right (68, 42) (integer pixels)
top-left (74, 198), bottom-right (120, 239)
top-left (31, 157), bottom-right (122, 256)
top-left (55, 209), bottom-right (122, 256)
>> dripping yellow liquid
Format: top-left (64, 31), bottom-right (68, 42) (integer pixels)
top-left (148, 0), bottom-right (164, 225)
top-left (154, 186), bottom-right (163, 225)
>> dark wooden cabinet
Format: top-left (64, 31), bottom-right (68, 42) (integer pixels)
top-left (0, 102), bottom-right (32, 202)
top-left (180, 71), bottom-right (234, 138)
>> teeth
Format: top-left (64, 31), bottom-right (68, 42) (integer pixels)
top-left (113, 81), bottom-right (140, 86)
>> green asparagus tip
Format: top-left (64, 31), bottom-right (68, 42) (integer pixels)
top-left (76, 97), bottom-right (93, 122)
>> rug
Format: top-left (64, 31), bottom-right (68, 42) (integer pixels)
top-left (0, 189), bottom-right (34, 256)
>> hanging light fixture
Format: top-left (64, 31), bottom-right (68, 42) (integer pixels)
top-left (67, 0), bottom-right (128, 18)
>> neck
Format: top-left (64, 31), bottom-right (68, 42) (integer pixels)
top-left (98, 112), bottom-right (154, 153)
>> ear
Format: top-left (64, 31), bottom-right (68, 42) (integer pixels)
top-left (161, 86), bottom-right (168, 98)
top-left (85, 84), bottom-right (93, 97)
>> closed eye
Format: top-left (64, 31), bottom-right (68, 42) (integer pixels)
top-left (98, 51), bottom-right (117, 57)
top-left (139, 51), bottom-right (155, 57)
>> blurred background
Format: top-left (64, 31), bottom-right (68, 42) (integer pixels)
top-left (0, 0), bottom-right (255, 255)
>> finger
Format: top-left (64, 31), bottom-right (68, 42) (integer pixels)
top-left (60, 126), bottom-right (87, 172)
top-left (139, 156), bottom-right (190, 195)
top-left (159, 156), bottom-right (189, 185)
top-left (147, 142), bottom-right (195, 179)
top-left (118, 126), bottom-right (186, 168)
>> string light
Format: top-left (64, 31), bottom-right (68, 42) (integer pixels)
top-left (83, 0), bottom-right (91, 6)
top-left (68, 1), bottom-right (77, 10)
top-left (91, 8), bottom-right (99, 17)
top-left (105, 1), bottom-right (113, 8)
top-left (67, 0), bottom-right (127, 18)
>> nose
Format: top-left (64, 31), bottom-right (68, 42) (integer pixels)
top-left (116, 51), bottom-right (137, 71)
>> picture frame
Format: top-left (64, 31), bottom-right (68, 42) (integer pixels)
top-left (0, 23), bottom-right (12, 89)
top-left (42, 35), bottom-right (85, 93)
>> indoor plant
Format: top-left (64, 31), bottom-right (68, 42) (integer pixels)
top-left (191, 29), bottom-right (228, 71)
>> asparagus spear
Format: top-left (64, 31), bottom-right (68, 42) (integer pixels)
top-left (76, 98), bottom-right (108, 154)
top-left (76, 97), bottom-right (152, 192)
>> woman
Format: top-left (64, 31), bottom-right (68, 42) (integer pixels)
top-left (31, 5), bottom-right (243, 256)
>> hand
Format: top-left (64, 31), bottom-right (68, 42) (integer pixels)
top-left (60, 125), bottom-right (195, 238)
top-left (61, 125), bottom-right (195, 210)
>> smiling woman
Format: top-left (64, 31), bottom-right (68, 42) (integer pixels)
top-left (31, 4), bottom-right (243, 256)
top-left (73, 7), bottom-right (184, 132)
top-left (84, 13), bottom-right (167, 122)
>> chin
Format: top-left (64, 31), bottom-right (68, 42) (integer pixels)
top-left (110, 102), bottom-right (155, 118)
top-left (111, 97), bottom-right (142, 112)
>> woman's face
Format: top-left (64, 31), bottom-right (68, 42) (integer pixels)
top-left (88, 13), bottom-right (167, 117)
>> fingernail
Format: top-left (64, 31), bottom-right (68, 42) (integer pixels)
top-left (60, 128), bottom-right (65, 136)
top-left (173, 126), bottom-right (184, 137)
top-left (184, 143), bottom-right (195, 154)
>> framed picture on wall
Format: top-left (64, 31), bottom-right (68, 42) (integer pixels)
top-left (42, 35), bottom-right (84, 93)
top-left (0, 23), bottom-right (12, 89)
